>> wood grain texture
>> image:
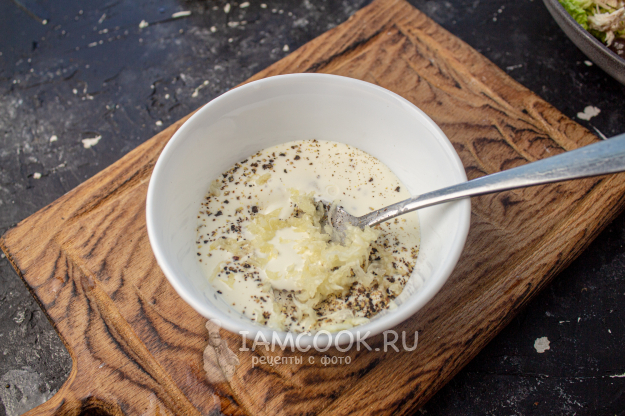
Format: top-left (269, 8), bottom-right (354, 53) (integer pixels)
top-left (2, 0), bottom-right (625, 415)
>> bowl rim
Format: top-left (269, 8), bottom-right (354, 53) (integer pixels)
top-left (146, 73), bottom-right (471, 347)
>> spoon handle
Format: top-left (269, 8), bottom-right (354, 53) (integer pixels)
top-left (361, 133), bottom-right (625, 227)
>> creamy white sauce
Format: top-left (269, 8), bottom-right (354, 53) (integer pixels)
top-left (264, 227), bottom-right (309, 291)
top-left (196, 140), bottom-right (420, 332)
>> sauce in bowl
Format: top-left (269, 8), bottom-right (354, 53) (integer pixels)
top-left (196, 139), bottom-right (420, 333)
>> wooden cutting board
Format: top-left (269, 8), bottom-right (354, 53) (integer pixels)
top-left (3, 0), bottom-right (625, 415)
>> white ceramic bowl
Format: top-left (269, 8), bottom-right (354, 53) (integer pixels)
top-left (146, 74), bottom-right (470, 348)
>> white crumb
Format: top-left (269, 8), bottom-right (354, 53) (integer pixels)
top-left (82, 135), bottom-right (102, 149)
top-left (534, 337), bottom-right (550, 353)
top-left (49, 135), bottom-right (58, 142)
top-left (192, 80), bottom-right (210, 98)
top-left (577, 106), bottom-right (601, 120)
top-left (172, 11), bottom-right (191, 18)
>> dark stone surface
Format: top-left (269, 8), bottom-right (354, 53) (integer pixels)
top-left (0, 0), bottom-right (623, 415)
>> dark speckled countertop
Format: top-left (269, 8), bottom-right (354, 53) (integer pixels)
top-left (0, 1), bottom-right (624, 415)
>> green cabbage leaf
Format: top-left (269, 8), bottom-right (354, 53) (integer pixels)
top-left (558, 0), bottom-right (592, 30)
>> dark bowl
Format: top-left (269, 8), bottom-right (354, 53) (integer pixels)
top-left (543, 0), bottom-right (625, 85)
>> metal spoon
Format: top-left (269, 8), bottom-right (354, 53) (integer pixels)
top-left (328, 133), bottom-right (625, 235)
